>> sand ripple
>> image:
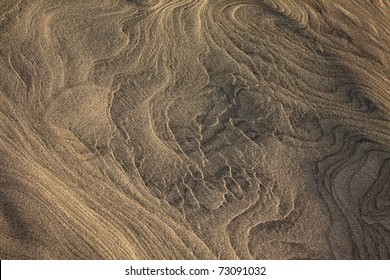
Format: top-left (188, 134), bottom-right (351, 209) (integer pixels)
top-left (0, 0), bottom-right (389, 259)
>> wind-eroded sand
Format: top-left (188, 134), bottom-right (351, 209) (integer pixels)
top-left (0, 0), bottom-right (389, 259)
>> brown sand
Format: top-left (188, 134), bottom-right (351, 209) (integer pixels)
top-left (0, 0), bottom-right (389, 259)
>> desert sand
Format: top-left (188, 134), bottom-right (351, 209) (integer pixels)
top-left (0, 0), bottom-right (389, 259)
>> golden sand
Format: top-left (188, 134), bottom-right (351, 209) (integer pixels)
top-left (0, 0), bottom-right (389, 259)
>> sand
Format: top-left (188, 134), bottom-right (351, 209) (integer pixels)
top-left (0, 0), bottom-right (389, 259)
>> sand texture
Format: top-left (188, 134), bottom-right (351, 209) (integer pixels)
top-left (0, 0), bottom-right (389, 259)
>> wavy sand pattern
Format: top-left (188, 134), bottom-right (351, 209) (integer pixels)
top-left (0, 0), bottom-right (389, 259)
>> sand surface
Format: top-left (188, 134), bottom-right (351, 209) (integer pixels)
top-left (0, 0), bottom-right (389, 259)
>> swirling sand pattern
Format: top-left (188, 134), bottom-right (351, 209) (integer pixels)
top-left (0, 0), bottom-right (389, 259)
